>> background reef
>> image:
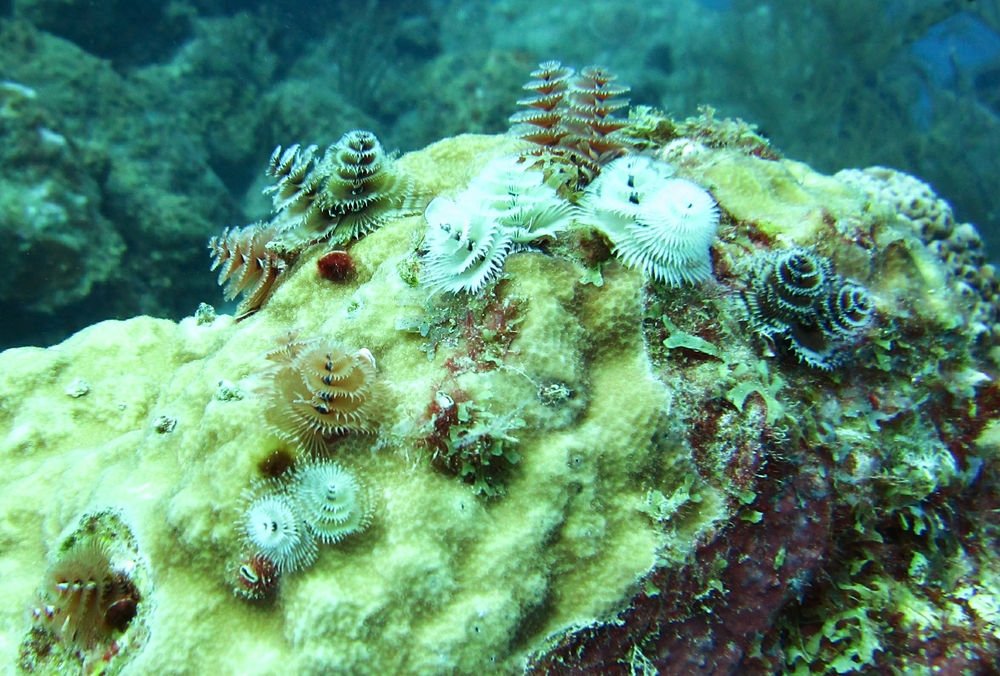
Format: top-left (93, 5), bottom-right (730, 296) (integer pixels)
top-left (1, 0), bottom-right (999, 348)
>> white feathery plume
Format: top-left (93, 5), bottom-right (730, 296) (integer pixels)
top-left (420, 156), bottom-right (577, 294)
top-left (421, 195), bottom-right (514, 295)
top-left (292, 460), bottom-right (370, 544)
top-left (582, 158), bottom-right (719, 286)
top-left (466, 156), bottom-right (575, 243)
top-left (240, 491), bottom-right (317, 573)
top-left (581, 155), bottom-right (675, 224)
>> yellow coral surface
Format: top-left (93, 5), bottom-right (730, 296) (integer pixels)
top-left (0, 134), bottom-right (979, 675)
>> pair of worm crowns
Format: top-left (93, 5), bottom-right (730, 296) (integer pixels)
top-left (264, 130), bottom-right (419, 250)
top-left (420, 155), bottom-right (575, 294)
top-left (742, 247), bottom-right (876, 368)
top-left (580, 155), bottom-right (720, 285)
top-left (208, 130), bottom-right (420, 318)
top-left (258, 335), bottom-right (381, 455)
top-left (510, 60), bottom-right (635, 184)
top-left (236, 459), bottom-right (370, 598)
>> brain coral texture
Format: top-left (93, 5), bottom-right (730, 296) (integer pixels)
top-left (2, 103), bottom-right (1000, 676)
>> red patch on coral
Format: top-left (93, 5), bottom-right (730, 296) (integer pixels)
top-left (529, 467), bottom-right (832, 675)
top-left (317, 250), bottom-right (357, 283)
top-left (928, 383), bottom-right (1000, 471)
top-left (234, 552), bottom-right (280, 601)
top-left (420, 388), bottom-right (469, 475)
top-left (463, 295), bottom-right (521, 367)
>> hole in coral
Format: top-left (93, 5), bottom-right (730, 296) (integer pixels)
top-left (257, 448), bottom-right (297, 480)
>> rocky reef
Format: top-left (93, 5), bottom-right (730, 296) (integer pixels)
top-left (2, 98), bottom-right (1000, 676)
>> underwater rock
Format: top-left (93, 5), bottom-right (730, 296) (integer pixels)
top-left (1, 129), bottom-right (999, 676)
top-left (0, 81), bottom-right (124, 315)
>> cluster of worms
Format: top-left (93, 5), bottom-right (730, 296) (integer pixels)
top-left (265, 130), bottom-right (417, 250)
top-left (580, 155), bottom-right (720, 286)
top-left (208, 129), bottom-right (420, 318)
top-left (210, 64), bottom-right (885, 612)
top-left (742, 247), bottom-right (876, 368)
top-left (235, 458), bottom-right (370, 600)
top-left (420, 155), bottom-right (575, 294)
top-left (231, 334), bottom-right (381, 599)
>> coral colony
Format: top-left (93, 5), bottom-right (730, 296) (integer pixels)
top-left (21, 55), bottom-right (1000, 674)
top-left (207, 56), bottom-right (871, 607)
